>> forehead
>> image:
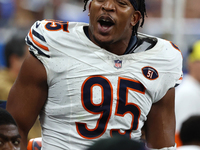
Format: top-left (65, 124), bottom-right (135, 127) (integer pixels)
top-left (0, 124), bottom-right (19, 138)
top-left (93, 0), bottom-right (138, 10)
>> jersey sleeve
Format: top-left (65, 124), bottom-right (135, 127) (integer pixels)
top-left (153, 40), bottom-right (183, 103)
top-left (25, 20), bottom-right (50, 59)
top-left (25, 20), bottom-right (55, 85)
top-left (170, 42), bottom-right (183, 87)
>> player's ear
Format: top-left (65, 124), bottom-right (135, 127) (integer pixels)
top-left (131, 11), bottom-right (141, 27)
top-left (88, 1), bottom-right (92, 14)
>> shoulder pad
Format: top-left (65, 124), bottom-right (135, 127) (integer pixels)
top-left (128, 33), bottom-right (158, 54)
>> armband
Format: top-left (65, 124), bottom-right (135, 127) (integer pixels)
top-left (146, 144), bottom-right (176, 150)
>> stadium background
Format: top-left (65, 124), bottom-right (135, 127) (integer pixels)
top-left (0, 0), bottom-right (200, 72)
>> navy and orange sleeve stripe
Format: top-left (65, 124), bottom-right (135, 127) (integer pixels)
top-left (170, 41), bottom-right (183, 58)
top-left (175, 73), bottom-right (183, 87)
top-left (32, 29), bottom-right (46, 42)
top-left (26, 36), bottom-right (50, 58)
top-left (29, 29), bottom-right (49, 51)
top-left (26, 21), bottom-right (50, 58)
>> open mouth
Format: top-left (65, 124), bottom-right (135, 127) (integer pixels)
top-left (97, 16), bottom-right (115, 29)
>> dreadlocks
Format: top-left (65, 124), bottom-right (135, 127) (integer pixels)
top-left (134, 0), bottom-right (147, 35)
top-left (83, 0), bottom-right (147, 35)
top-left (83, 0), bottom-right (89, 11)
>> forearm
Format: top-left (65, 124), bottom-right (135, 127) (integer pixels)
top-left (20, 130), bottom-right (28, 150)
top-left (145, 88), bottom-right (176, 148)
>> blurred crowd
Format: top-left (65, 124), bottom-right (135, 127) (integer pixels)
top-left (0, 0), bottom-right (89, 68)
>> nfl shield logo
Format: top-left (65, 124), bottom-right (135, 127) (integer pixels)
top-left (114, 60), bottom-right (122, 69)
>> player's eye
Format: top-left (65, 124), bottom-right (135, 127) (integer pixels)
top-left (0, 140), bottom-right (4, 147)
top-left (117, 0), bottom-right (128, 5)
top-left (12, 139), bottom-right (21, 146)
top-left (119, 2), bottom-right (127, 5)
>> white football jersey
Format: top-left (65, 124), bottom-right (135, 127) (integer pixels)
top-left (26, 20), bottom-right (183, 150)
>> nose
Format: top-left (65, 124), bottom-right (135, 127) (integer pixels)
top-left (102, 0), bottom-right (116, 12)
top-left (3, 142), bottom-right (15, 150)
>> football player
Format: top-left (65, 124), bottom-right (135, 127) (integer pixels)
top-left (7, 0), bottom-right (182, 150)
top-left (0, 108), bottom-right (21, 150)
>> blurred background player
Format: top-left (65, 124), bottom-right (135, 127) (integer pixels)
top-left (0, 36), bottom-right (29, 100)
top-left (0, 107), bottom-right (21, 150)
top-left (0, 35), bottom-right (41, 142)
top-left (177, 115), bottom-right (200, 150)
top-left (175, 40), bottom-right (200, 146)
top-left (86, 135), bottom-right (147, 150)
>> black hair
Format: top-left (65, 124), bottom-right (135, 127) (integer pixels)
top-left (86, 135), bottom-right (146, 150)
top-left (83, 0), bottom-right (147, 35)
top-left (180, 115), bottom-right (200, 145)
top-left (0, 108), bottom-right (17, 126)
top-left (4, 36), bottom-right (27, 68)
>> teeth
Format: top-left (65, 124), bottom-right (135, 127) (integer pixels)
top-left (102, 19), bottom-right (109, 22)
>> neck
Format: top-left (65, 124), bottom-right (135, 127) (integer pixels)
top-left (98, 40), bottom-right (131, 55)
top-left (85, 26), bottom-right (133, 55)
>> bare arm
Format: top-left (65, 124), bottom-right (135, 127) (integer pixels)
top-left (145, 88), bottom-right (175, 149)
top-left (6, 53), bottom-right (48, 150)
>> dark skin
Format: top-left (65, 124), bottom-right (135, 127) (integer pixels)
top-left (145, 88), bottom-right (176, 148)
top-left (7, 54), bottom-right (48, 150)
top-left (0, 124), bottom-right (21, 150)
top-left (6, 0), bottom-right (176, 149)
top-left (88, 0), bottom-right (141, 55)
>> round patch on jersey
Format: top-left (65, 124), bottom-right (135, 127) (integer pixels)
top-left (142, 66), bottom-right (159, 80)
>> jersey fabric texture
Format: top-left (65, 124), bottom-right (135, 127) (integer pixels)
top-left (26, 20), bottom-right (183, 150)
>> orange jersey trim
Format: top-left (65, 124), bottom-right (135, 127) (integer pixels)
top-left (170, 41), bottom-right (183, 58)
top-left (29, 30), bottom-right (49, 51)
top-left (175, 132), bottom-right (182, 147)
